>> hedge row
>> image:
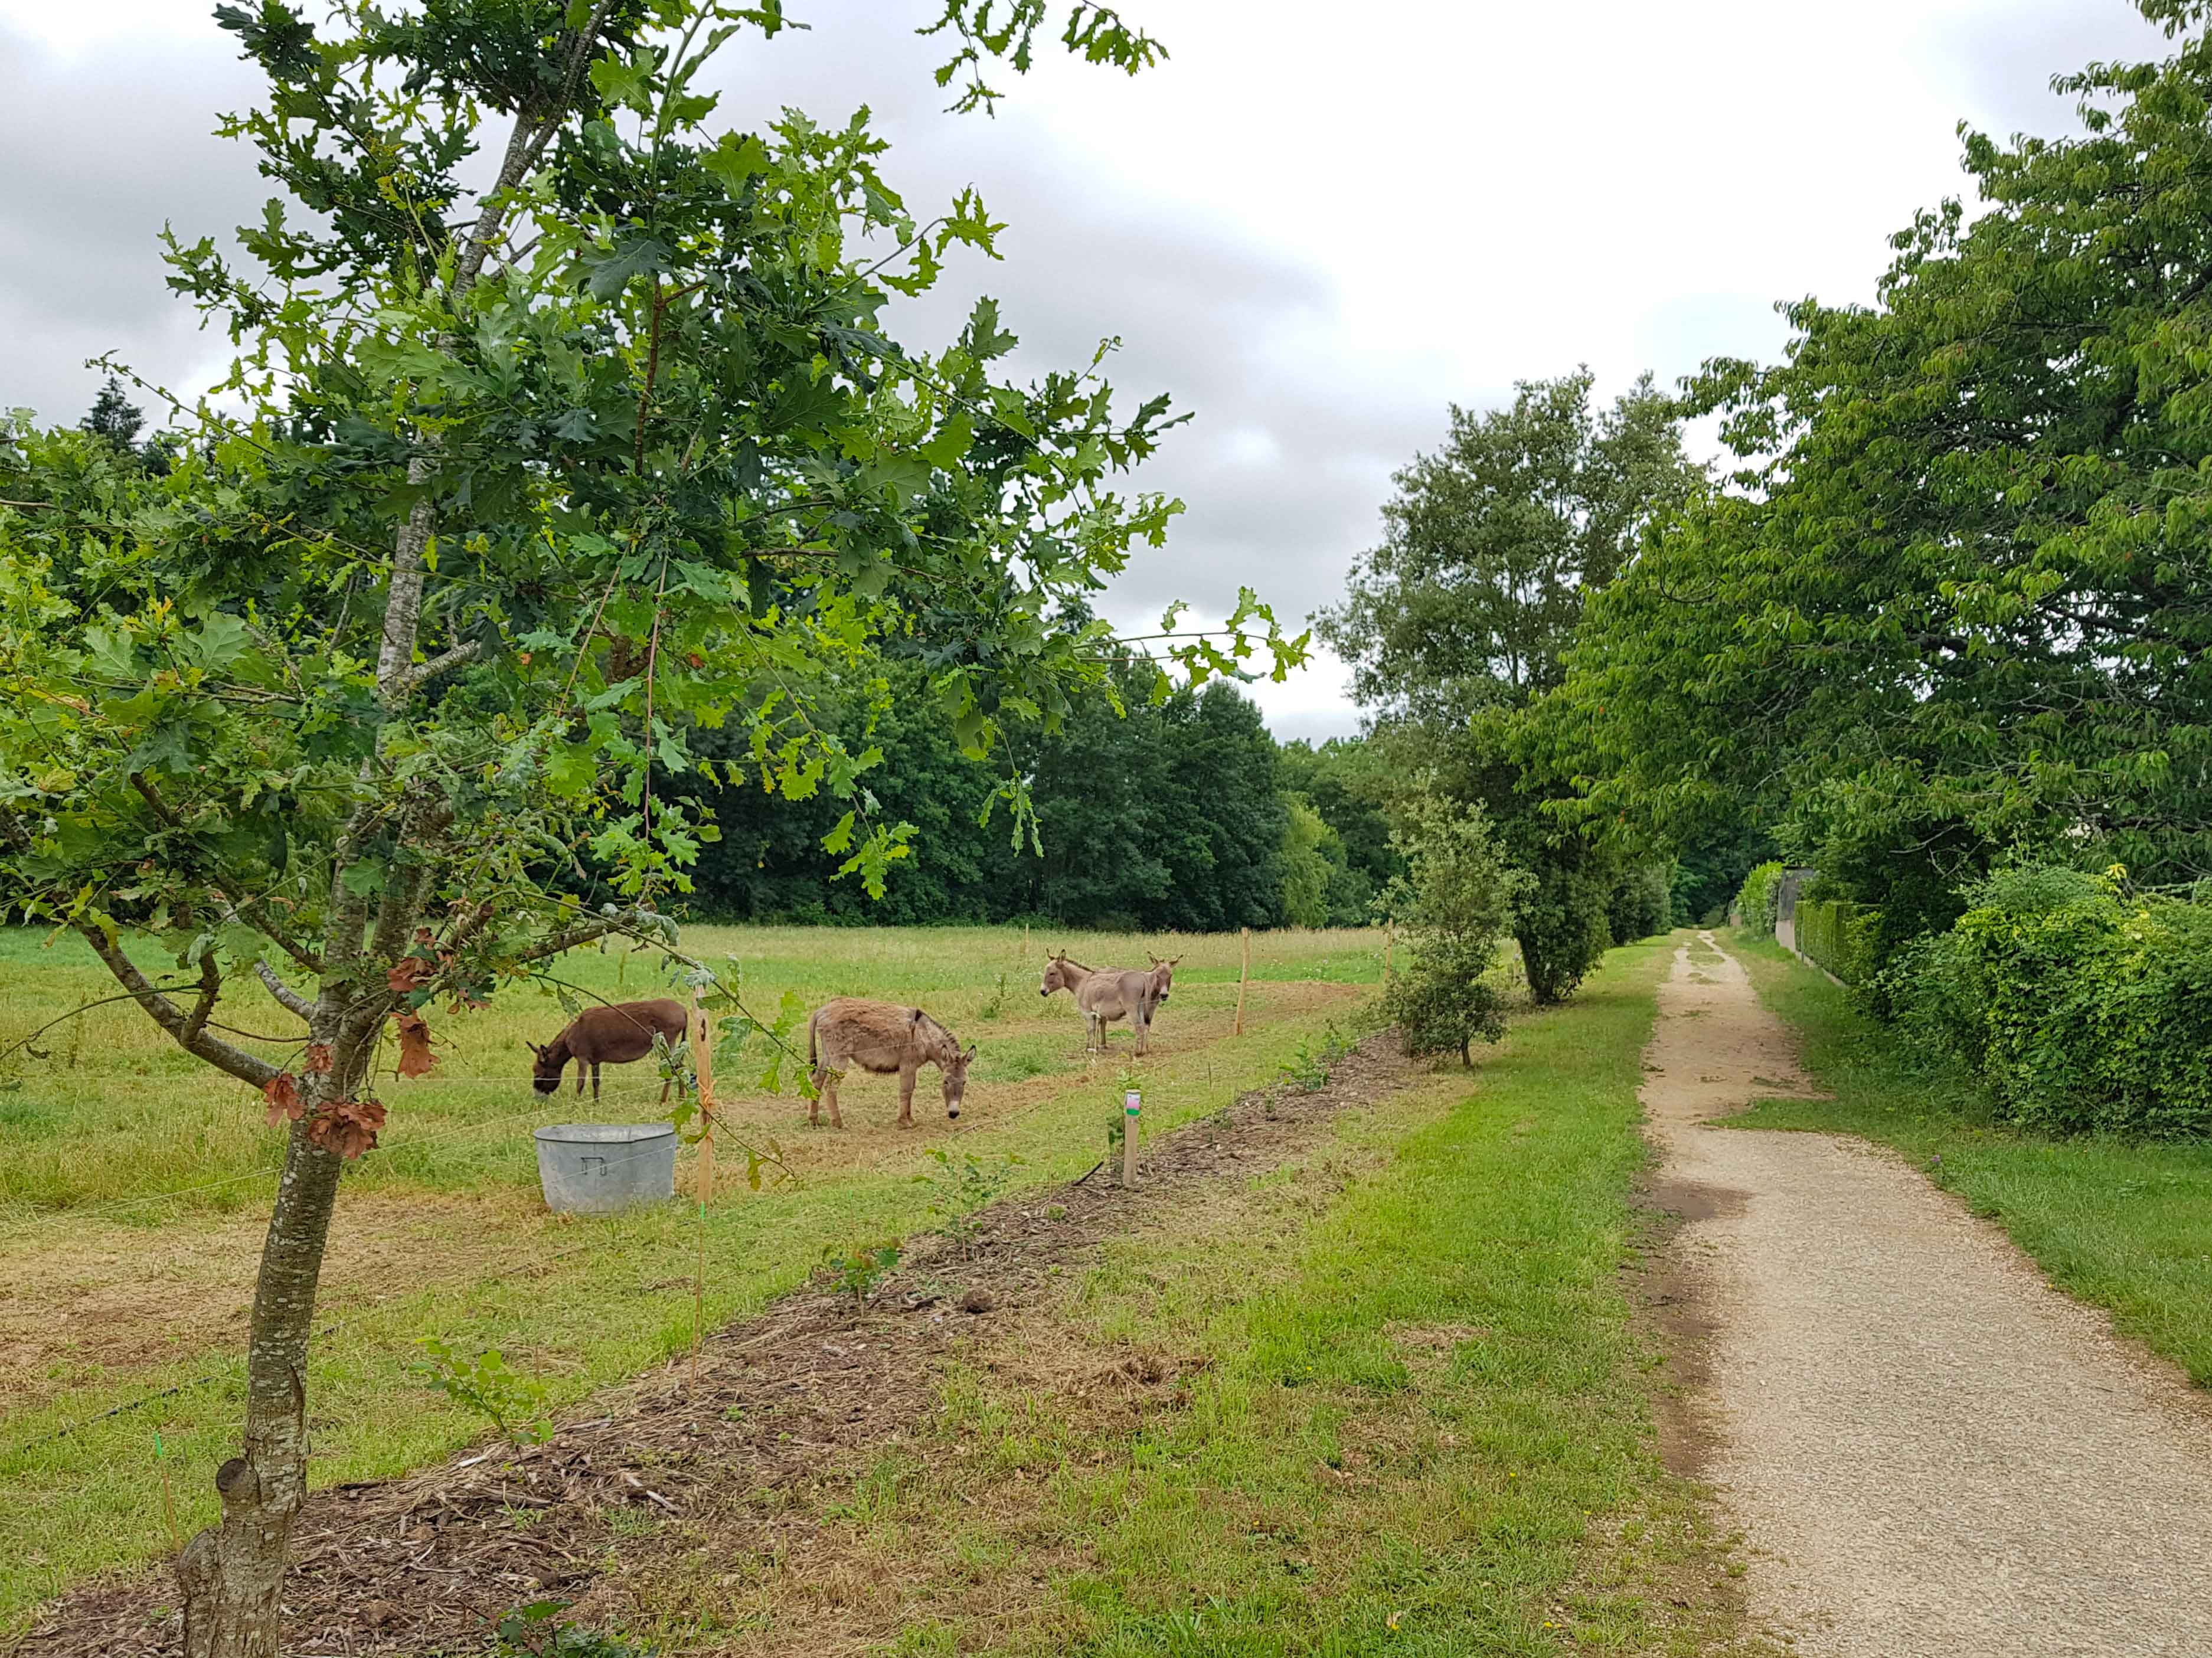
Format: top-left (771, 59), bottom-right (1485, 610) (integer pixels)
top-left (1732, 861), bottom-right (1784, 936)
top-left (1796, 897), bottom-right (1883, 986)
top-left (1887, 866), bottom-right (2212, 1138)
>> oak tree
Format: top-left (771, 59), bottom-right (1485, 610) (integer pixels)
top-left (0, 4), bottom-right (1299, 1651)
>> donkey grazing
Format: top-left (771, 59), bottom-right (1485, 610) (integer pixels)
top-left (1040, 950), bottom-right (1180, 1055)
top-left (529, 998), bottom-right (688, 1103)
top-left (806, 998), bottom-right (975, 1129)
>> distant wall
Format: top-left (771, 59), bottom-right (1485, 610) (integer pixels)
top-left (1773, 867), bottom-right (1816, 957)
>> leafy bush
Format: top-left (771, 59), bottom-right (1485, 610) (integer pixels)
top-left (824, 1240), bottom-right (902, 1306)
top-left (1607, 864), bottom-right (1672, 944)
top-left (1279, 1021), bottom-right (1358, 1092)
top-left (1512, 836), bottom-right (1615, 1005)
top-left (1380, 791), bottom-right (1533, 1063)
top-left (1886, 866), bottom-right (2212, 1138)
top-left (1733, 862), bottom-right (1784, 936)
top-left (412, 1340), bottom-right (553, 1446)
top-left (1795, 897), bottom-right (1883, 986)
top-left (915, 1149), bottom-right (1022, 1257)
top-left (492, 1600), bottom-right (652, 1657)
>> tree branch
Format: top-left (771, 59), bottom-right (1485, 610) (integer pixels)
top-left (183, 952), bottom-right (222, 1042)
top-left (505, 906), bottom-right (658, 967)
top-left (438, 898), bottom-right (497, 956)
top-left (74, 918), bottom-right (281, 1089)
top-left (255, 960), bottom-right (315, 1023)
top-left (387, 639), bottom-right (483, 701)
top-left (129, 773), bottom-right (325, 973)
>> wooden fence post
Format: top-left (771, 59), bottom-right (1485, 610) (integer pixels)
top-left (688, 993), bottom-right (717, 1389)
top-left (1122, 1087), bottom-right (1140, 1188)
top-left (1234, 927), bottom-right (1250, 1036)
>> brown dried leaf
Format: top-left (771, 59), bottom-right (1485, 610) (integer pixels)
top-left (307, 1096), bottom-right (387, 1160)
top-left (303, 1042), bottom-right (333, 1075)
top-left (393, 1009), bottom-right (437, 1078)
top-left (263, 1072), bottom-right (305, 1126)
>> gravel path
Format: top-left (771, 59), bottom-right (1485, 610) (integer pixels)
top-left (1645, 933), bottom-right (2212, 1657)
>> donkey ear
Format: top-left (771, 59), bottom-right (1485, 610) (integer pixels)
top-left (525, 1041), bottom-right (544, 1058)
top-left (1169, 955), bottom-right (1182, 966)
top-left (909, 1007), bottom-right (925, 1025)
top-left (964, 1044), bottom-right (978, 1062)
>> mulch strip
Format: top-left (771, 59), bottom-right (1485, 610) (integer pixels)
top-left (17, 1037), bottom-right (1413, 1658)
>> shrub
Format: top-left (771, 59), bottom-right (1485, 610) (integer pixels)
top-left (411, 1341), bottom-right (553, 1446)
top-left (914, 1149), bottom-right (1022, 1257)
top-left (1380, 791), bottom-right (1533, 1062)
top-left (824, 1239), bottom-right (902, 1306)
top-left (1795, 897), bottom-right (1882, 986)
top-left (1733, 861), bottom-right (1785, 936)
top-left (1886, 865), bottom-right (2212, 1138)
top-left (1513, 837), bottom-right (1615, 1005)
top-left (1607, 864), bottom-right (1672, 944)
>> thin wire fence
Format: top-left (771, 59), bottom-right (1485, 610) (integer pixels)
top-left (0, 938), bottom-right (1344, 1500)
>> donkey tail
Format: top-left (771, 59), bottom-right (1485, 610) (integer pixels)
top-left (806, 1008), bottom-right (818, 1068)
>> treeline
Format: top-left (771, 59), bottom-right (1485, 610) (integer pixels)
top-left (675, 660), bottom-right (1402, 931)
top-left (1538, 16), bottom-right (2212, 1136)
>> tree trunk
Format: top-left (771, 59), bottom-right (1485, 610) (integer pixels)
top-left (178, 1078), bottom-right (349, 1658)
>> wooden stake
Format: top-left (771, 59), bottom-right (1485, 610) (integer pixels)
top-left (1384, 921), bottom-right (1395, 988)
top-left (1122, 1087), bottom-right (1140, 1188)
top-left (688, 993), bottom-right (717, 1389)
top-left (1234, 927), bottom-right (1250, 1036)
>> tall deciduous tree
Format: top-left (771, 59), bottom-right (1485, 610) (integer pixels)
top-left (0, 5), bottom-right (1300, 1650)
top-left (1552, 1), bottom-right (2212, 933)
top-left (1015, 666), bottom-right (1289, 930)
top-left (1319, 371), bottom-right (1701, 1000)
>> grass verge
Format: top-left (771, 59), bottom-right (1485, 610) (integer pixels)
top-left (605, 938), bottom-right (1762, 1656)
top-left (1729, 930), bottom-right (2212, 1389)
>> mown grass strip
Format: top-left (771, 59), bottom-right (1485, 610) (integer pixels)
top-left (1047, 938), bottom-right (1680, 1656)
top-left (1729, 930), bottom-right (2212, 1388)
top-left (762, 938), bottom-right (1729, 1657)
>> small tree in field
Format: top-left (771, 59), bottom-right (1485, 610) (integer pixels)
top-left (1379, 789), bottom-right (1531, 1065)
top-left (0, 5), bottom-right (1302, 1653)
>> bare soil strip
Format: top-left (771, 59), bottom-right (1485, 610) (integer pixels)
top-left (17, 1040), bottom-right (1414, 1658)
top-left (1645, 933), bottom-right (2212, 1657)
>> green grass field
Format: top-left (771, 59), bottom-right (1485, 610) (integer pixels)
top-left (1730, 930), bottom-right (2212, 1388)
top-left (0, 923), bottom-right (1390, 1625)
top-left (527, 937), bottom-right (1756, 1656)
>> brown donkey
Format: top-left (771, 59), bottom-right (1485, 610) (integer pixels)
top-left (806, 998), bottom-right (975, 1129)
top-left (529, 998), bottom-right (688, 1103)
top-left (1040, 950), bottom-right (1179, 1055)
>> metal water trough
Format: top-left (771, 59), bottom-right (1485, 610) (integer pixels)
top-left (532, 1122), bottom-right (678, 1215)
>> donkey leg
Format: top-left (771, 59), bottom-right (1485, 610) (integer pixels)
top-left (897, 1062), bottom-right (917, 1129)
top-left (808, 1069), bottom-right (824, 1127)
top-left (591, 1062), bottom-right (602, 1103)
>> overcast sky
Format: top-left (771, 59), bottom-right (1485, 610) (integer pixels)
top-left (0, 0), bottom-right (2172, 738)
